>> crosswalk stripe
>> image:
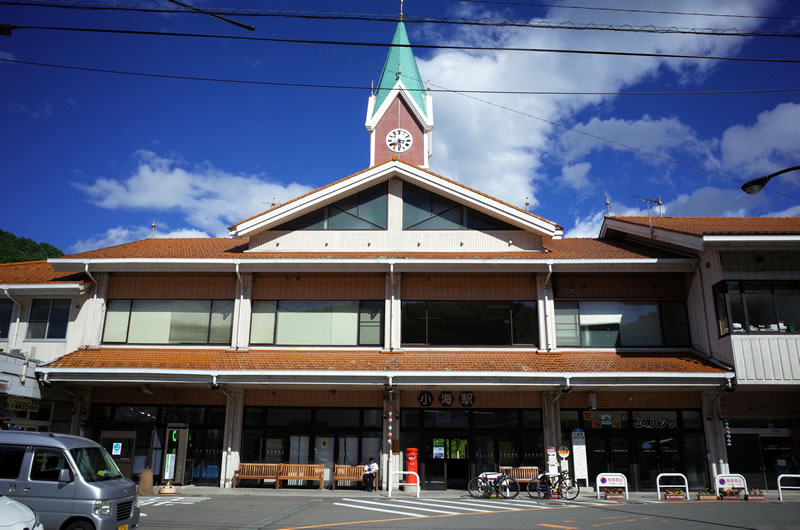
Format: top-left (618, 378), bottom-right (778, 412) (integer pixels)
top-left (333, 502), bottom-right (425, 518)
top-left (417, 499), bottom-right (523, 510)
top-left (392, 499), bottom-right (489, 513)
top-left (387, 500), bottom-right (461, 514)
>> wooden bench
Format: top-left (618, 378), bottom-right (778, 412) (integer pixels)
top-left (333, 464), bottom-right (379, 490)
top-left (232, 463), bottom-right (280, 488)
top-left (499, 466), bottom-right (539, 484)
top-left (276, 463), bottom-right (325, 490)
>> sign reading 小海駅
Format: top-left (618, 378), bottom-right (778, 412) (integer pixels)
top-left (417, 390), bottom-right (475, 407)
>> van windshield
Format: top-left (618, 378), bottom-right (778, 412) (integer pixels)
top-left (70, 447), bottom-right (123, 482)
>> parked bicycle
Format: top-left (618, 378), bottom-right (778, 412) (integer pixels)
top-left (468, 471), bottom-right (520, 499)
top-left (527, 470), bottom-right (579, 500)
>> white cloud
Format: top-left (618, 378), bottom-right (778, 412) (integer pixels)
top-left (76, 150), bottom-right (314, 236)
top-left (70, 225), bottom-right (210, 253)
top-left (557, 162), bottom-right (592, 191)
top-left (418, 0), bottom-right (777, 207)
top-left (564, 204), bottom-right (645, 238)
top-left (6, 102), bottom-right (54, 119)
top-left (766, 204), bottom-right (800, 217)
top-left (0, 51), bottom-right (15, 61)
top-left (719, 102), bottom-right (800, 179)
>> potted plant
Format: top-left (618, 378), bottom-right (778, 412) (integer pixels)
top-left (745, 488), bottom-right (765, 501)
top-left (604, 487), bottom-right (625, 500)
top-left (720, 487), bottom-right (741, 500)
top-left (664, 489), bottom-right (685, 500)
top-left (696, 488), bottom-right (717, 501)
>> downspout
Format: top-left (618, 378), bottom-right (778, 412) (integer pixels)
top-left (695, 261), bottom-right (715, 359)
top-left (211, 374), bottom-right (236, 488)
top-left (543, 263), bottom-right (553, 352)
top-left (3, 288), bottom-right (22, 350)
top-left (388, 262), bottom-right (395, 352)
top-left (234, 262), bottom-right (243, 350)
top-left (84, 264), bottom-right (98, 347)
top-left (548, 377), bottom-right (570, 448)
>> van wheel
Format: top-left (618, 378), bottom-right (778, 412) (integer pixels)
top-left (64, 521), bottom-right (95, 530)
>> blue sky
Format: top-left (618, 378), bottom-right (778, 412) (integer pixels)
top-left (2, 0), bottom-right (799, 253)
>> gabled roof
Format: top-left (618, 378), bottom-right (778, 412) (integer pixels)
top-left (606, 216), bottom-right (800, 237)
top-left (373, 22), bottom-right (427, 117)
top-left (0, 260), bottom-right (86, 285)
top-left (228, 158), bottom-right (562, 237)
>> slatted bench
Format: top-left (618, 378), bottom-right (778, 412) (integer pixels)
top-left (499, 466), bottom-right (539, 484)
top-left (333, 464), bottom-right (379, 490)
top-left (276, 463), bottom-right (326, 490)
top-left (232, 463), bottom-right (281, 488)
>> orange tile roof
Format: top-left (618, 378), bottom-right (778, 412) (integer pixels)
top-left (44, 347), bottom-right (727, 374)
top-left (55, 237), bottom-right (684, 261)
top-left (608, 216), bottom-right (800, 237)
top-left (0, 260), bottom-right (87, 285)
top-left (229, 158), bottom-right (562, 231)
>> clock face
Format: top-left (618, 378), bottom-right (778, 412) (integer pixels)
top-left (386, 128), bottom-right (413, 153)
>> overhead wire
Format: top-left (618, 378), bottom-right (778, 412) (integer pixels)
top-left (3, 57), bottom-right (800, 97)
top-left (2, 2), bottom-right (799, 38)
top-left (6, 25), bottom-right (800, 63)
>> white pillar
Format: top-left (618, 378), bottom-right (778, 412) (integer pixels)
top-left (220, 389), bottom-right (244, 488)
top-left (702, 391), bottom-right (729, 481)
top-left (232, 273), bottom-right (252, 349)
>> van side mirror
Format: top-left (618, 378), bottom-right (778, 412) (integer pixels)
top-left (58, 468), bottom-right (72, 483)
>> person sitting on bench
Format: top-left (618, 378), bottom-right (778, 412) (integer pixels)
top-left (362, 457), bottom-right (379, 491)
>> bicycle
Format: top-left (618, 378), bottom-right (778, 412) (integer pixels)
top-left (527, 470), bottom-right (580, 500)
top-left (468, 471), bottom-right (520, 499)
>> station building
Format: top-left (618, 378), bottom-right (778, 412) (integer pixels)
top-left (1, 21), bottom-right (797, 492)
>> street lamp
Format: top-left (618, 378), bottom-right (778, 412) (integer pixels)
top-left (741, 165), bottom-right (800, 194)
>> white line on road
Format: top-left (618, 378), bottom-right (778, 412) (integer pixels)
top-left (391, 499), bottom-right (480, 513)
top-left (385, 500), bottom-right (460, 515)
top-left (333, 501), bottom-right (425, 518)
top-left (416, 499), bottom-right (523, 510)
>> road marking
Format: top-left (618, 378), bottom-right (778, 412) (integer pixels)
top-left (538, 524), bottom-right (578, 529)
top-left (334, 501), bottom-right (425, 518)
top-left (389, 500), bottom-right (468, 514)
top-left (419, 499), bottom-right (523, 510)
top-left (137, 496), bottom-right (211, 507)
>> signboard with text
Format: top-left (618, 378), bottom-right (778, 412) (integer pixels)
top-left (571, 429), bottom-right (588, 481)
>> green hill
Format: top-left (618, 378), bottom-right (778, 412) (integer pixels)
top-left (0, 229), bottom-right (64, 263)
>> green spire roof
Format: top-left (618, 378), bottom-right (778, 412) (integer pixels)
top-left (373, 22), bottom-right (427, 116)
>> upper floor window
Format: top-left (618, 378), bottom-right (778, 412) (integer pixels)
top-left (274, 183), bottom-right (388, 230)
top-left (712, 281), bottom-right (800, 336)
top-left (554, 301), bottom-right (690, 348)
top-left (27, 298), bottom-right (70, 340)
top-left (402, 182), bottom-right (518, 230)
top-left (0, 300), bottom-right (13, 340)
top-left (251, 300), bottom-right (383, 346)
top-left (102, 299), bottom-right (233, 345)
top-left (401, 300), bottom-right (537, 346)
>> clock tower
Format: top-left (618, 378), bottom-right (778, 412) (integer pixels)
top-left (366, 21), bottom-right (433, 168)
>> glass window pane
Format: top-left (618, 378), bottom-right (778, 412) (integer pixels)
top-left (26, 321), bottom-right (47, 339)
top-left (328, 209), bottom-right (375, 229)
top-left (416, 206), bottom-right (461, 229)
top-left (402, 183), bottom-right (434, 228)
top-left (555, 301), bottom-right (580, 346)
top-left (330, 301), bottom-right (358, 345)
top-left (681, 411), bottom-right (702, 430)
top-left (473, 410), bottom-right (519, 429)
top-left (726, 282), bottom-right (746, 333)
top-left (359, 301), bottom-right (383, 345)
top-left (579, 302), bottom-right (621, 347)
top-left (169, 300), bottom-right (211, 344)
top-left (277, 301), bottom-right (332, 345)
top-left (511, 301), bottom-right (538, 345)
top-left (401, 301), bottom-right (427, 344)
top-left (276, 209), bottom-right (326, 230)
top-left (619, 302), bottom-right (661, 346)
top-left (523, 410), bottom-right (543, 428)
top-left (29, 299), bottom-right (51, 322)
top-left (251, 301), bottom-right (276, 344)
top-left (209, 300), bottom-right (234, 344)
top-left (316, 409), bottom-right (360, 428)
top-left (30, 448), bottom-right (70, 482)
top-left (774, 282), bottom-right (800, 333)
top-left (128, 300), bottom-right (171, 343)
top-left (713, 282), bottom-right (730, 336)
top-left (363, 409), bottom-right (382, 428)
top-left (465, 209), bottom-right (517, 230)
top-left (743, 282), bottom-right (778, 332)
top-left (358, 184), bottom-right (388, 229)
top-left (267, 408), bottom-right (312, 427)
top-left (103, 299), bottom-right (131, 343)
top-left (661, 302), bottom-right (691, 346)
top-left (45, 299), bottom-right (71, 339)
top-left (0, 301), bottom-right (13, 340)
top-left (0, 445), bottom-right (26, 479)
top-left (427, 301), bottom-right (510, 346)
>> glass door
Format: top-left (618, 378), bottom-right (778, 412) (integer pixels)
top-left (445, 438), bottom-right (469, 490)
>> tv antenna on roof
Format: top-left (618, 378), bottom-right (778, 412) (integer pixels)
top-left (631, 194), bottom-right (662, 237)
top-left (151, 218), bottom-right (156, 237)
top-left (605, 195), bottom-right (611, 216)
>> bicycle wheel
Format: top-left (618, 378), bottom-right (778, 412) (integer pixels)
top-left (468, 477), bottom-right (490, 498)
top-left (527, 479), bottom-right (546, 499)
top-left (560, 478), bottom-right (580, 500)
top-left (497, 477), bottom-right (520, 499)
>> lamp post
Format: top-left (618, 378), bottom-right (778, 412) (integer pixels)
top-left (741, 166), bottom-right (800, 194)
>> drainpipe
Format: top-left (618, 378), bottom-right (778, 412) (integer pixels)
top-left (84, 264), bottom-right (98, 347)
top-left (3, 288), bottom-right (22, 350)
top-left (548, 378), bottom-right (570, 448)
top-left (388, 262), bottom-right (395, 352)
top-left (234, 262), bottom-right (243, 350)
top-left (543, 263), bottom-right (553, 351)
top-left (695, 261), bottom-right (715, 359)
top-left (211, 375), bottom-right (236, 488)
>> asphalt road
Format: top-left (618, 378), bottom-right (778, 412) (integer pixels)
top-left (137, 493), bottom-right (800, 530)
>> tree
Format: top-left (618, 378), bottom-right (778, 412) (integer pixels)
top-left (0, 229), bottom-right (64, 263)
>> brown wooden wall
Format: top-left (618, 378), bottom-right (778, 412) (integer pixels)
top-left (252, 273), bottom-right (385, 300)
top-left (553, 273), bottom-right (687, 300)
top-left (107, 273), bottom-right (236, 300)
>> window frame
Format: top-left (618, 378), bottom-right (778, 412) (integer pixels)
top-left (0, 299), bottom-right (14, 341)
top-left (712, 280), bottom-right (800, 337)
top-left (402, 182), bottom-right (519, 231)
top-left (25, 298), bottom-right (71, 341)
top-left (250, 300), bottom-right (384, 347)
top-left (101, 298), bottom-right (234, 345)
top-left (273, 182), bottom-right (389, 231)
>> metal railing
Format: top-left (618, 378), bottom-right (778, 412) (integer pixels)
top-left (656, 473), bottom-right (689, 500)
top-left (595, 473), bottom-right (629, 500)
top-left (778, 474), bottom-right (800, 502)
top-left (714, 473), bottom-right (747, 498)
top-left (388, 471), bottom-right (420, 498)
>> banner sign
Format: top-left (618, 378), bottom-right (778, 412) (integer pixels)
top-left (571, 428), bottom-right (588, 481)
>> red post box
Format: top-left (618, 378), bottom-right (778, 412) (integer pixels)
top-left (406, 447), bottom-right (419, 485)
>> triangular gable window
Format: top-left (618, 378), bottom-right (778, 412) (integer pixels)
top-left (402, 182), bottom-right (519, 230)
top-left (274, 182), bottom-right (388, 230)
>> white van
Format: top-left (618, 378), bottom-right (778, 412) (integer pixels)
top-left (0, 431), bottom-right (140, 530)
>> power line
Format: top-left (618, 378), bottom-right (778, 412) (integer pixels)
top-left (458, 0), bottom-right (800, 22)
top-left (4, 57), bottom-right (800, 97)
top-left (2, 2), bottom-right (798, 38)
top-left (7, 25), bottom-right (800, 63)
